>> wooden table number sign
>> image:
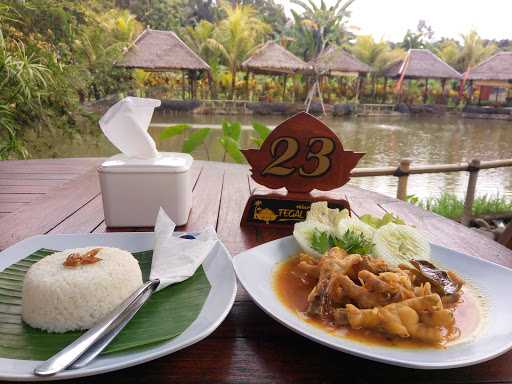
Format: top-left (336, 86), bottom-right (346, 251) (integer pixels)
top-left (241, 112), bottom-right (365, 228)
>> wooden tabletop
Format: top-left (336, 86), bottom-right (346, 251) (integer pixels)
top-left (1, 158), bottom-right (512, 383)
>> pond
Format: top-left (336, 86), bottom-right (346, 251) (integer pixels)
top-left (23, 113), bottom-right (512, 200)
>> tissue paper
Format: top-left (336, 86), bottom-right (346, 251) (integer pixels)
top-left (150, 208), bottom-right (218, 291)
top-left (99, 97), bottom-right (161, 159)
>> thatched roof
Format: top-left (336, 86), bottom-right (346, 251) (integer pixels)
top-left (310, 47), bottom-right (372, 75)
top-left (241, 41), bottom-right (311, 75)
top-left (117, 29), bottom-right (210, 71)
top-left (384, 49), bottom-right (461, 80)
top-left (468, 52), bottom-right (512, 81)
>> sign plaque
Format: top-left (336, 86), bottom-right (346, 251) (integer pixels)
top-left (241, 112), bottom-right (364, 228)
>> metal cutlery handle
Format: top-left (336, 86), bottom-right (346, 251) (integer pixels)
top-left (34, 279), bottom-right (160, 377)
top-left (70, 285), bottom-right (154, 369)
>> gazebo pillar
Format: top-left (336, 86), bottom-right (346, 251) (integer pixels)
top-left (282, 74), bottom-right (288, 101)
top-left (355, 75), bottom-right (363, 103)
top-left (181, 72), bottom-right (186, 100)
top-left (245, 71), bottom-right (250, 101)
top-left (383, 77), bottom-right (388, 103)
top-left (441, 78), bottom-right (447, 104)
top-left (423, 78), bottom-right (429, 103)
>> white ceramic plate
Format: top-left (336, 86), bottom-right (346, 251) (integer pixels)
top-left (233, 236), bottom-right (512, 369)
top-left (0, 233), bottom-right (237, 381)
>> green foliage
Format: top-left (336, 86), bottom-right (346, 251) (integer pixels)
top-left (159, 124), bottom-right (191, 140)
top-left (251, 121), bottom-right (271, 147)
top-left (182, 127), bottom-right (211, 153)
top-left (360, 213), bottom-right (405, 229)
top-left (288, 0), bottom-right (355, 61)
top-left (0, 0), bottom-right (141, 158)
top-left (472, 194), bottom-right (512, 216)
top-left (219, 136), bottom-right (245, 163)
top-left (206, 2), bottom-right (271, 99)
top-left (220, 120), bottom-right (244, 163)
top-left (222, 121), bottom-right (242, 141)
top-left (415, 193), bottom-right (512, 220)
top-left (311, 229), bottom-right (374, 255)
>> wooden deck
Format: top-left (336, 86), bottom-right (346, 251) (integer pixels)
top-left (1, 158), bottom-right (512, 383)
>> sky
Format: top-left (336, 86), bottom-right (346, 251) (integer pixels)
top-left (279, 0), bottom-right (512, 42)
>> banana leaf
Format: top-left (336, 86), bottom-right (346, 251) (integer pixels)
top-left (0, 249), bottom-right (211, 360)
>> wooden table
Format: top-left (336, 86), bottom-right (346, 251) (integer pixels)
top-left (1, 158), bottom-right (512, 383)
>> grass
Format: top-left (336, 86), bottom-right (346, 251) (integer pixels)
top-left (411, 193), bottom-right (512, 220)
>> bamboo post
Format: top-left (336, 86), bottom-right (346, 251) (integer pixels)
top-left (441, 78), bottom-right (447, 104)
top-left (383, 77), bottom-right (388, 103)
top-left (462, 159), bottom-right (481, 225)
top-left (245, 71), bottom-right (250, 101)
top-left (181, 71), bottom-right (186, 100)
top-left (423, 78), bottom-right (429, 103)
top-left (282, 74), bottom-right (288, 101)
top-left (395, 159), bottom-right (411, 201)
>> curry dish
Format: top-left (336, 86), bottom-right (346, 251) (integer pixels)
top-left (274, 247), bottom-right (481, 348)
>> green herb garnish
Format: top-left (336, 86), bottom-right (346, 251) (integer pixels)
top-left (360, 213), bottom-right (405, 229)
top-left (310, 229), bottom-right (374, 255)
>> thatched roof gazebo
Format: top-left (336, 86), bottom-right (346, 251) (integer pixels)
top-left (308, 47), bottom-right (372, 104)
top-left (241, 41), bottom-right (311, 75)
top-left (384, 49), bottom-right (462, 103)
top-left (241, 41), bottom-right (311, 101)
top-left (117, 28), bottom-right (211, 99)
top-left (311, 47), bottom-right (372, 76)
top-left (466, 52), bottom-right (512, 104)
top-left (467, 52), bottom-right (512, 82)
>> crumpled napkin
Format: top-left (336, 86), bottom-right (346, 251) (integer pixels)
top-left (150, 208), bottom-right (218, 292)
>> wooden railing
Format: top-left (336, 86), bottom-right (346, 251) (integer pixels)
top-left (350, 158), bottom-right (512, 224)
top-left (353, 103), bottom-right (396, 115)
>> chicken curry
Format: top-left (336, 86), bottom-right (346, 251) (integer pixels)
top-left (274, 247), bottom-right (482, 348)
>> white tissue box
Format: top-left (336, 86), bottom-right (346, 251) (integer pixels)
top-left (98, 152), bottom-right (193, 227)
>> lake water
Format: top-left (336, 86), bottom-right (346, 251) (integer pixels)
top-left (24, 114), bottom-right (512, 200)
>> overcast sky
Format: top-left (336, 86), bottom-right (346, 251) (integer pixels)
top-left (280, 0), bottom-right (511, 42)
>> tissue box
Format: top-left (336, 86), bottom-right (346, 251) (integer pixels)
top-left (98, 152), bottom-right (193, 227)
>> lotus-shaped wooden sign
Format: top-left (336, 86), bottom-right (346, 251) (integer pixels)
top-left (242, 112), bottom-right (364, 193)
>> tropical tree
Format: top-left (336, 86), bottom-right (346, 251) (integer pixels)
top-left (457, 30), bottom-right (497, 72)
top-left (0, 31), bottom-right (53, 158)
top-left (206, 2), bottom-right (270, 99)
top-left (437, 39), bottom-right (460, 69)
top-left (400, 20), bottom-right (434, 50)
top-left (182, 19), bottom-right (216, 59)
top-left (288, 0), bottom-right (355, 61)
top-left (351, 35), bottom-right (405, 99)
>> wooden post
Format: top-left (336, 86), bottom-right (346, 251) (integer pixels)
top-left (462, 159), bottom-right (481, 225)
top-left (441, 78), bottom-right (447, 104)
top-left (245, 71), bottom-right (250, 101)
top-left (282, 74), bottom-right (288, 101)
top-left (467, 80), bottom-right (474, 103)
top-left (355, 76), bottom-right (361, 103)
top-left (383, 77), bottom-right (388, 103)
top-left (181, 71), bottom-right (186, 100)
top-left (423, 78), bottom-right (429, 103)
top-left (395, 159), bottom-right (411, 201)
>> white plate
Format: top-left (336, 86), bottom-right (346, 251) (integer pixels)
top-left (0, 233), bottom-right (237, 381)
top-left (233, 236), bottom-right (512, 369)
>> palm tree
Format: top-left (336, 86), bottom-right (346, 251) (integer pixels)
top-left (289, 0), bottom-right (355, 61)
top-left (351, 35), bottom-right (405, 99)
top-left (458, 30), bottom-right (497, 72)
top-left (206, 2), bottom-right (270, 99)
top-left (182, 20), bottom-right (216, 59)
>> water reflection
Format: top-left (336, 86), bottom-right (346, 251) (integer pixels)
top-left (24, 113), bottom-right (512, 199)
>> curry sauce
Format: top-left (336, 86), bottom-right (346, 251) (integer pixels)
top-left (273, 255), bottom-right (483, 349)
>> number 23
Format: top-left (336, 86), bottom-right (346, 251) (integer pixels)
top-left (262, 137), bottom-right (335, 177)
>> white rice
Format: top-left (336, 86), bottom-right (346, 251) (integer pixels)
top-left (22, 247), bottom-right (143, 333)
